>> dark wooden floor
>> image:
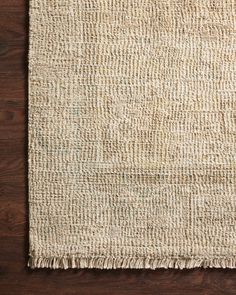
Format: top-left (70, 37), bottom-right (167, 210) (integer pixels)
top-left (1, 1), bottom-right (236, 294)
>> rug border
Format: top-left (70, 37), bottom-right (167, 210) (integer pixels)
top-left (28, 256), bottom-right (236, 269)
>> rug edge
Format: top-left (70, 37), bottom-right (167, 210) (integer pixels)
top-left (28, 256), bottom-right (236, 270)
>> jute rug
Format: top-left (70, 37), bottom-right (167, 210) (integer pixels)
top-left (28, 0), bottom-right (236, 269)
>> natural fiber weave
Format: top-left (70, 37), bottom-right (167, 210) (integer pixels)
top-left (29, 0), bottom-right (236, 269)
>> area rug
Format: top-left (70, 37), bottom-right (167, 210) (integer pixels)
top-left (28, 0), bottom-right (236, 269)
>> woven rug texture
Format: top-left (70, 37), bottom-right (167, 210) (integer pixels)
top-left (29, 0), bottom-right (236, 269)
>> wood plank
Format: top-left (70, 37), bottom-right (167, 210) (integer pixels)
top-left (0, 13), bottom-right (27, 45)
top-left (0, 46), bottom-right (26, 74)
top-left (0, 107), bottom-right (25, 139)
top-left (0, 76), bottom-right (26, 101)
top-left (0, 0), bottom-right (26, 11)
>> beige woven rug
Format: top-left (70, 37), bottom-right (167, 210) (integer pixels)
top-left (29, 0), bottom-right (236, 269)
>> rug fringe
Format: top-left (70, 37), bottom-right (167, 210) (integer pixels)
top-left (28, 256), bottom-right (236, 269)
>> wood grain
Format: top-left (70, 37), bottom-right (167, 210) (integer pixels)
top-left (0, 1), bottom-right (236, 294)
